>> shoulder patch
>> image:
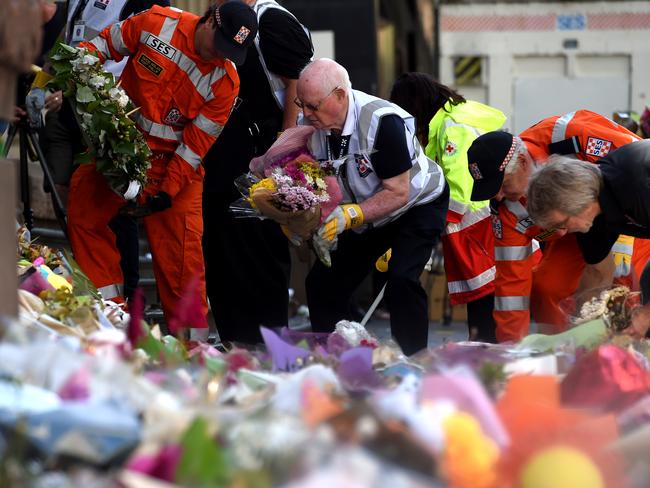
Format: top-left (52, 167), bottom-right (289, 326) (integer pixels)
top-left (444, 141), bottom-right (457, 157)
top-left (491, 214), bottom-right (503, 239)
top-left (585, 136), bottom-right (613, 157)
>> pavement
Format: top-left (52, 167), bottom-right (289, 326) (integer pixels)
top-left (286, 312), bottom-right (468, 348)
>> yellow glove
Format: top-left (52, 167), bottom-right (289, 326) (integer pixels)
top-left (375, 249), bottom-right (392, 272)
top-left (317, 204), bottom-right (364, 242)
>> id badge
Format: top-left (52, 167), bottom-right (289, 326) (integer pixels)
top-left (71, 21), bottom-right (86, 44)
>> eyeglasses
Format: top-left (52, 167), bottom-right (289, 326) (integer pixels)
top-left (294, 86), bottom-right (340, 112)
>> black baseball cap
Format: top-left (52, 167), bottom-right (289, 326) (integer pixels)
top-left (212, 1), bottom-right (258, 66)
top-left (468, 131), bottom-right (517, 201)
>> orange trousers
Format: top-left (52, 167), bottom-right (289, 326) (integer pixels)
top-left (530, 234), bottom-right (650, 333)
top-left (67, 159), bottom-right (208, 331)
top-left (530, 234), bottom-right (586, 333)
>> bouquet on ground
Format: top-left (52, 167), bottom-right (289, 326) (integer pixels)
top-left (230, 126), bottom-right (342, 248)
top-left (49, 43), bottom-right (151, 199)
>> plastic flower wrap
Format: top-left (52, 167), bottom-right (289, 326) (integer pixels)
top-left (230, 126), bottom-right (343, 247)
top-left (49, 44), bottom-right (151, 199)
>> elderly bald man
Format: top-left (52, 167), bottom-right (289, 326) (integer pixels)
top-left (297, 58), bottom-right (449, 355)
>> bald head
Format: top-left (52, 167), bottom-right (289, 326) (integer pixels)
top-left (299, 58), bottom-right (351, 96)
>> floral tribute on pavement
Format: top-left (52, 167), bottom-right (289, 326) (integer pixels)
top-left (3, 232), bottom-right (650, 487)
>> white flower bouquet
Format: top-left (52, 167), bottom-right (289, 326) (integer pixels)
top-left (49, 43), bottom-right (151, 199)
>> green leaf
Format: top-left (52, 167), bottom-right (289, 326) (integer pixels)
top-left (74, 151), bottom-right (95, 165)
top-left (76, 85), bottom-right (97, 104)
top-left (61, 249), bottom-right (101, 299)
top-left (95, 157), bottom-right (111, 173)
top-left (176, 418), bottom-right (229, 487)
top-left (204, 356), bottom-right (226, 376)
top-left (161, 335), bottom-right (188, 365)
top-left (114, 141), bottom-right (136, 155)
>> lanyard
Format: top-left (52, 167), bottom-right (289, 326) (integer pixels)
top-left (326, 133), bottom-right (350, 161)
top-left (67, 0), bottom-right (90, 41)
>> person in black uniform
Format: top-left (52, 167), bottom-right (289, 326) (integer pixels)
top-left (202, 0), bottom-right (313, 344)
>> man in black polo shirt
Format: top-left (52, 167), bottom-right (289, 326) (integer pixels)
top-left (202, 0), bottom-right (313, 344)
top-left (527, 141), bottom-right (650, 263)
top-left (527, 139), bottom-right (650, 337)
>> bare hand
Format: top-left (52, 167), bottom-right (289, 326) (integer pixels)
top-left (45, 90), bottom-right (63, 112)
top-left (11, 106), bottom-right (27, 123)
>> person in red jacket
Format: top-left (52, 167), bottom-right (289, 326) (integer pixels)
top-left (67, 2), bottom-right (257, 337)
top-left (467, 110), bottom-right (643, 342)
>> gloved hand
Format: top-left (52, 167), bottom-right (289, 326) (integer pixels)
top-left (317, 204), bottom-right (364, 242)
top-left (119, 191), bottom-right (172, 218)
top-left (375, 249), bottom-right (392, 272)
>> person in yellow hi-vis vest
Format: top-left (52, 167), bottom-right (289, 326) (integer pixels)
top-left (390, 72), bottom-right (506, 342)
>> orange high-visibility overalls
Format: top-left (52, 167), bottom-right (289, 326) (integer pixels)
top-left (493, 110), bottom-right (643, 341)
top-left (68, 6), bottom-right (239, 331)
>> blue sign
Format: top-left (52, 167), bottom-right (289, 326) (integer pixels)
top-left (557, 14), bottom-right (587, 31)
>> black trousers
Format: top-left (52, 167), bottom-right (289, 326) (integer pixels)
top-left (467, 292), bottom-right (497, 343)
top-left (202, 115), bottom-right (290, 345)
top-left (306, 192), bottom-right (448, 355)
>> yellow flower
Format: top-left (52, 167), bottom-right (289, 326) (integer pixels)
top-left (442, 412), bottom-right (499, 488)
top-left (248, 178), bottom-right (276, 208)
top-left (298, 161), bottom-right (326, 180)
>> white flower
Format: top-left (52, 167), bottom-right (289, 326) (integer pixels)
top-left (117, 94), bottom-right (129, 108)
top-left (83, 54), bottom-right (99, 65)
top-left (109, 87), bottom-right (130, 108)
top-left (82, 113), bottom-right (93, 127)
top-left (89, 75), bottom-right (107, 89)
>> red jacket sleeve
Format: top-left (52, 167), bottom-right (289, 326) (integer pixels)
top-left (80, 13), bottom-right (145, 63)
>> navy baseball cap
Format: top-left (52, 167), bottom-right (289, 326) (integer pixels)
top-left (213, 1), bottom-right (258, 66)
top-left (468, 131), bottom-right (517, 201)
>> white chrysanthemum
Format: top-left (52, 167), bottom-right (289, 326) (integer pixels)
top-left (83, 54), bottom-right (99, 65)
top-left (89, 75), bottom-right (107, 89)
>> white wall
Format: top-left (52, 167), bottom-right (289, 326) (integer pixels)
top-left (441, 1), bottom-right (650, 133)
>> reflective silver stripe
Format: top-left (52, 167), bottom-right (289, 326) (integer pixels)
top-left (448, 198), bottom-right (469, 216)
top-left (134, 113), bottom-right (183, 142)
top-left (447, 266), bottom-right (496, 294)
top-left (442, 119), bottom-right (482, 137)
top-left (176, 52), bottom-right (225, 100)
top-left (175, 143), bottom-right (202, 169)
top-left (445, 205), bottom-right (490, 235)
top-left (551, 111), bottom-right (576, 143)
top-left (90, 37), bottom-right (111, 58)
top-left (495, 296), bottom-right (529, 311)
top-left (504, 199), bottom-right (529, 220)
top-left (158, 17), bottom-right (179, 43)
top-left (109, 23), bottom-right (129, 55)
top-left (138, 29), bottom-right (226, 100)
top-left (192, 113), bottom-right (223, 137)
top-left (495, 245), bottom-right (533, 261)
top-left (98, 284), bottom-right (123, 299)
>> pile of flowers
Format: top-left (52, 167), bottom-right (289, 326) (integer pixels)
top-left (49, 43), bottom-right (151, 199)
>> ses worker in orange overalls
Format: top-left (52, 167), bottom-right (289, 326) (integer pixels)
top-left (67, 2), bottom-right (257, 336)
top-left (467, 110), bottom-right (646, 342)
